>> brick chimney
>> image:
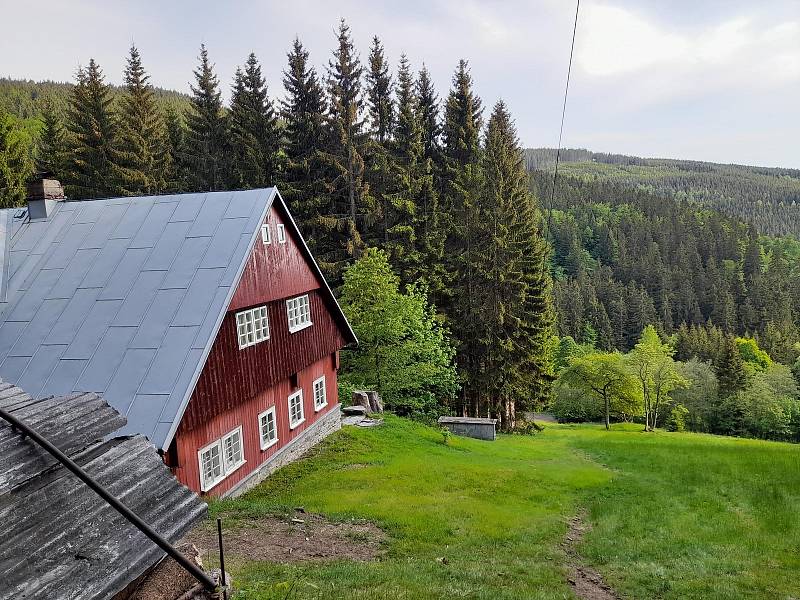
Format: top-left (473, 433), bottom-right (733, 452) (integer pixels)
top-left (26, 174), bottom-right (65, 220)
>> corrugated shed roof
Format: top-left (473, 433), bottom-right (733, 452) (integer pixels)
top-left (0, 380), bottom-right (207, 600)
top-left (0, 189), bottom-right (356, 451)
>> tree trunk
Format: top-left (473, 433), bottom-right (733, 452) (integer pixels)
top-left (604, 394), bottom-right (610, 430)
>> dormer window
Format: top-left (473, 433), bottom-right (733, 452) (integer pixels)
top-left (276, 224), bottom-right (286, 244)
top-left (261, 224), bottom-right (271, 245)
top-left (286, 294), bottom-right (312, 333)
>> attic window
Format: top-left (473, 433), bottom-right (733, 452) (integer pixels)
top-left (261, 224), bottom-right (271, 245)
top-left (286, 294), bottom-right (312, 333)
top-left (236, 305), bottom-right (269, 349)
top-left (276, 224), bottom-right (286, 244)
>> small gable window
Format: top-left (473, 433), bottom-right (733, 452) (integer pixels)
top-left (288, 390), bottom-right (305, 429)
top-left (276, 223), bottom-right (287, 244)
top-left (236, 305), bottom-right (269, 349)
top-left (261, 223), bottom-right (271, 245)
top-left (286, 294), bottom-right (312, 333)
top-left (259, 406), bottom-right (278, 450)
top-left (198, 426), bottom-right (246, 492)
top-left (313, 376), bottom-right (327, 411)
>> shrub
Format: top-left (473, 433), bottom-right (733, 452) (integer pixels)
top-left (666, 404), bottom-right (689, 432)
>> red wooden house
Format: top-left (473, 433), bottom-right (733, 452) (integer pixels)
top-left (0, 185), bottom-right (357, 496)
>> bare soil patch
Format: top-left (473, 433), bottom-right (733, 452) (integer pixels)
top-left (564, 513), bottom-right (619, 600)
top-left (186, 511), bottom-right (386, 564)
top-left (129, 544), bottom-right (213, 600)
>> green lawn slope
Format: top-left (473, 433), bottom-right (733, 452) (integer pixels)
top-left (208, 417), bottom-right (800, 599)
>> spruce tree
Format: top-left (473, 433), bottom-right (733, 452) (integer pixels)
top-left (185, 45), bottom-right (228, 191)
top-left (64, 59), bottom-right (122, 199)
top-left (280, 38), bottom-right (329, 238)
top-left (716, 334), bottom-right (747, 398)
top-left (37, 104), bottom-right (67, 178)
top-left (164, 106), bottom-right (187, 192)
top-left (319, 19), bottom-right (371, 282)
top-left (472, 101), bottom-right (554, 428)
top-left (366, 36), bottom-right (393, 143)
top-left (364, 35), bottom-right (396, 251)
top-left (0, 111), bottom-right (33, 207)
top-left (116, 45), bottom-right (171, 196)
top-left (229, 52), bottom-right (281, 189)
top-left (415, 64), bottom-right (441, 164)
top-left (440, 60), bottom-right (484, 415)
top-left (385, 54), bottom-right (443, 289)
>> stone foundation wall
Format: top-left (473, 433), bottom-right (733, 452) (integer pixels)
top-left (223, 405), bottom-right (342, 498)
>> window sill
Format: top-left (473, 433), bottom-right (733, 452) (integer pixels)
top-left (260, 437), bottom-right (279, 451)
top-left (289, 417), bottom-right (305, 430)
top-left (288, 321), bottom-right (313, 334)
top-left (314, 402), bottom-right (328, 412)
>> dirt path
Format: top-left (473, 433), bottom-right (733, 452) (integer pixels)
top-left (563, 513), bottom-right (620, 600)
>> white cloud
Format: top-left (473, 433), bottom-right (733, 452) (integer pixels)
top-left (577, 4), bottom-right (800, 92)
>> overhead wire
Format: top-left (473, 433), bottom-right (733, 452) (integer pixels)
top-left (544, 0), bottom-right (581, 237)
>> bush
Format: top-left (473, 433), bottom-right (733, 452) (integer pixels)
top-left (666, 404), bottom-right (689, 432)
top-left (551, 383), bottom-right (603, 423)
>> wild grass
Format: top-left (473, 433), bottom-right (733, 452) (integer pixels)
top-left (211, 416), bottom-right (608, 599)
top-left (209, 417), bottom-right (800, 599)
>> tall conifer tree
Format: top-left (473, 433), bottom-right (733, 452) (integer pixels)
top-left (319, 19), bottom-right (371, 282)
top-left (185, 45), bottom-right (227, 191)
top-left (416, 65), bottom-right (441, 165)
top-left (164, 106), bottom-right (187, 192)
top-left (64, 59), bottom-right (121, 199)
top-left (440, 60), bottom-right (484, 415)
top-left (280, 38), bottom-right (329, 239)
top-left (366, 36), bottom-right (394, 143)
top-left (229, 53), bottom-right (281, 189)
top-left (478, 101), bottom-right (555, 422)
top-left (116, 45), bottom-right (171, 196)
top-left (37, 104), bottom-right (67, 178)
top-left (364, 35), bottom-right (396, 250)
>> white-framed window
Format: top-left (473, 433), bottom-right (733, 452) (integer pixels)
top-left (261, 223), bottom-right (271, 245)
top-left (276, 223), bottom-right (286, 244)
top-left (286, 294), bottom-right (312, 333)
top-left (313, 376), bottom-right (327, 411)
top-left (288, 390), bottom-right (305, 429)
top-left (258, 406), bottom-right (278, 450)
top-left (198, 426), bottom-right (246, 492)
top-left (236, 305), bottom-right (269, 349)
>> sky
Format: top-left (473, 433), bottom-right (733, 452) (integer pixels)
top-left (2, 0), bottom-right (798, 168)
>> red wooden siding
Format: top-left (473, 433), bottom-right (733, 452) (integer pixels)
top-left (172, 354), bottom-right (338, 495)
top-left (170, 201), bottom-right (351, 495)
top-left (229, 206), bottom-right (321, 310)
top-left (181, 289), bottom-right (345, 431)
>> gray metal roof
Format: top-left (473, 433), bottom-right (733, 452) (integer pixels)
top-left (0, 379), bottom-right (207, 600)
top-left (0, 189), bottom-right (275, 450)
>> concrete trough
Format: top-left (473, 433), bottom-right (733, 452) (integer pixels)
top-left (438, 416), bottom-right (498, 441)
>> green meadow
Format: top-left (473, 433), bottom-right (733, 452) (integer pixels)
top-left (208, 416), bottom-right (800, 599)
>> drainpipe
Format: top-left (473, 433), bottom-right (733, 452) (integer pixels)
top-left (0, 407), bottom-right (219, 594)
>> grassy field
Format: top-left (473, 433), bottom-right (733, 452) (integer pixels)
top-left (209, 417), bottom-right (800, 599)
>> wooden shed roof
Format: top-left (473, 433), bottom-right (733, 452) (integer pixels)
top-left (0, 379), bottom-right (207, 599)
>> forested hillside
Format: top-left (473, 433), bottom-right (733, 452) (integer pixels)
top-left (0, 77), bottom-right (191, 135)
top-left (533, 171), bottom-right (800, 361)
top-left (527, 148), bottom-right (800, 237)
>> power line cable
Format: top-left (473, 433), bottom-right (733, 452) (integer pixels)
top-left (545, 0), bottom-right (580, 236)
